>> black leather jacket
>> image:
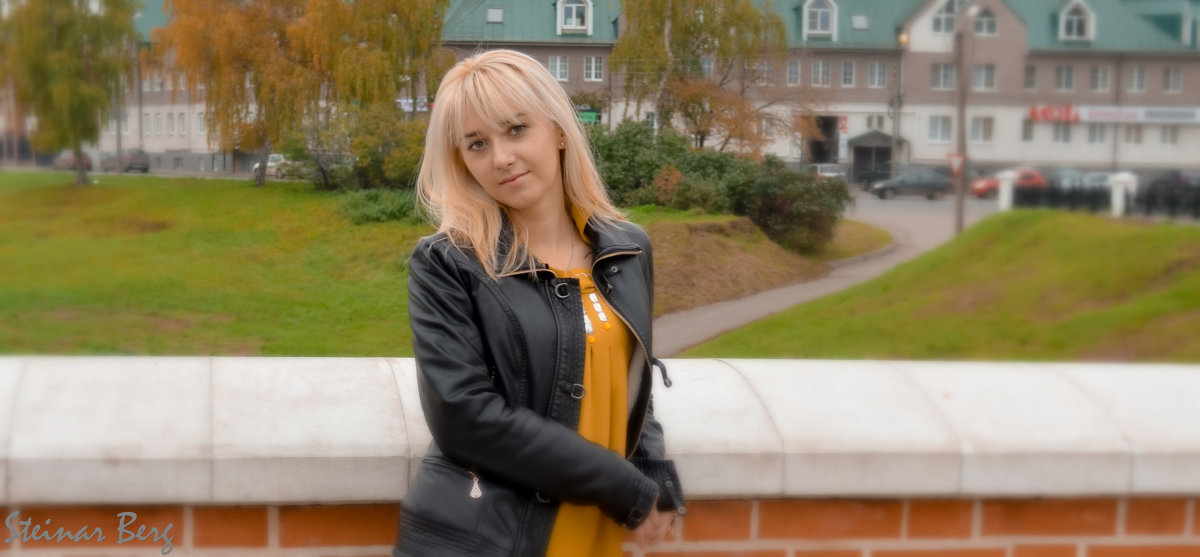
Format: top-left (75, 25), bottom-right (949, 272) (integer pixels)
top-left (393, 218), bottom-right (685, 557)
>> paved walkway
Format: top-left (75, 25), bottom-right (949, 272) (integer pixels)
top-left (652, 191), bottom-right (999, 356)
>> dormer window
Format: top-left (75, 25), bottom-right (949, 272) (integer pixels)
top-left (808, 0), bottom-right (833, 34)
top-left (974, 9), bottom-right (996, 35)
top-left (557, 0), bottom-right (593, 35)
top-left (802, 0), bottom-right (838, 40)
top-left (1059, 1), bottom-right (1094, 41)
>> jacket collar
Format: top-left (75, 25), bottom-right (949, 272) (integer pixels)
top-left (493, 209), bottom-right (642, 277)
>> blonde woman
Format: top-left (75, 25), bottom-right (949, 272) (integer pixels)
top-left (393, 49), bottom-right (685, 557)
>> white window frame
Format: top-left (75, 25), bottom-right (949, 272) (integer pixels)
top-left (556, 0), bottom-right (592, 36)
top-left (929, 115), bottom-right (952, 143)
top-left (197, 112), bottom-right (206, 134)
top-left (1087, 123), bottom-right (1106, 144)
top-left (154, 113), bottom-right (162, 135)
top-left (974, 10), bottom-right (996, 35)
top-left (1022, 119), bottom-right (1034, 142)
top-left (486, 7), bottom-right (503, 23)
top-left (167, 113), bottom-right (174, 135)
top-left (548, 56), bottom-right (568, 82)
top-left (1164, 66), bottom-right (1183, 93)
top-left (122, 112), bottom-right (129, 135)
top-left (867, 61), bottom-right (886, 88)
top-left (154, 72), bottom-right (162, 92)
top-left (1161, 124), bottom-right (1179, 144)
top-left (812, 60), bottom-right (830, 87)
top-left (1052, 122), bottom-right (1071, 144)
top-left (1124, 124), bottom-right (1143, 144)
top-left (805, 0), bottom-right (835, 36)
top-left (1128, 65), bottom-right (1146, 93)
top-left (932, 0), bottom-right (964, 34)
top-left (972, 64), bottom-right (995, 91)
top-left (1090, 65), bottom-right (1109, 92)
top-left (787, 60), bottom-right (801, 86)
top-left (702, 57), bottom-right (714, 79)
top-left (841, 61), bottom-right (854, 87)
top-left (932, 63), bottom-right (955, 91)
top-left (584, 56), bottom-right (604, 82)
top-left (143, 112), bottom-right (151, 134)
top-left (1024, 65), bottom-right (1037, 91)
top-left (969, 116), bottom-right (994, 143)
top-left (178, 112), bottom-right (186, 135)
top-left (1059, 1), bottom-right (1095, 42)
top-left (1056, 65), bottom-right (1075, 92)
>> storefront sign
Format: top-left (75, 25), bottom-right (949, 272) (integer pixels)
top-left (1029, 104), bottom-right (1200, 124)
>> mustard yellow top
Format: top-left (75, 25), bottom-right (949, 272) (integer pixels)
top-left (543, 266), bottom-right (632, 557)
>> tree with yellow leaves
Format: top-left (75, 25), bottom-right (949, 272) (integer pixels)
top-left (3, 0), bottom-right (138, 185)
top-left (154, 0), bottom-right (451, 187)
top-left (612, 0), bottom-right (815, 157)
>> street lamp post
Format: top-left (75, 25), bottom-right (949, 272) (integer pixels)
top-left (890, 32), bottom-right (908, 179)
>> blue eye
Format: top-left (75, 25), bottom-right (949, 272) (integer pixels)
top-left (467, 140), bottom-right (486, 151)
top-left (509, 124), bottom-right (527, 135)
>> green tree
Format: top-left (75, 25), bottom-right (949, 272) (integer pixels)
top-left (155, 0), bottom-right (450, 187)
top-left (3, 0), bottom-right (137, 185)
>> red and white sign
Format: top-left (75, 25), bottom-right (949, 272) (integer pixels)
top-left (947, 153), bottom-right (965, 178)
top-left (1029, 104), bottom-right (1200, 124)
top-left (1029, 104), bottom-right (1081, 123)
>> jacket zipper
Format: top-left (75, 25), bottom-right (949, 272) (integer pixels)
top-left (591, 249), bottom-right (653, 458)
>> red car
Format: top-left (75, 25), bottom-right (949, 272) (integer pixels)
top-left (971, 168), bottom-right (1047, 198)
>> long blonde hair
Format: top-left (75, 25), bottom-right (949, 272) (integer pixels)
top-left (417, 49), bottom-right (624, 279)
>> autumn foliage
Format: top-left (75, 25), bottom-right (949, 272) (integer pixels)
top-left (154, 0), bottom-right (451, 187)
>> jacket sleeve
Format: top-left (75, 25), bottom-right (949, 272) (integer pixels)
top-left (407, 237), bottom-right (659, 528)
top-left (627, 228), bottom-right (686, 516)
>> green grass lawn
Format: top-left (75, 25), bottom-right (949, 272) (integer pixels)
top-left (0, 171), bottom-right (890, 357)
top-left (685, 210), bottom-right (1200, 362)
top-left (0, 171), bottom-right (425, 356)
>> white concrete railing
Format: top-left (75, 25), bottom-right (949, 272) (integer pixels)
top-left (0, 357), bottom-right (1198, 505)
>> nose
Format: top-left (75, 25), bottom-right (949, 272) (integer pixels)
top-left (492, 141), bottom-right (515, 169)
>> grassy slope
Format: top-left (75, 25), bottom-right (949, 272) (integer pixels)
top-left (0, 173), bottom-right (887, 356)
top-left (0, 172), bottom-right (421, 356)
top-left (685, 210), bottom-right (1200, 362)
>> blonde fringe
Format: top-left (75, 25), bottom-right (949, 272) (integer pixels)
top-left (417, 49), bottom-right (625, 280)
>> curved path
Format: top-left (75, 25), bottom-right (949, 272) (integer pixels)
top-left (652, 190), bottom-right (1000, 356)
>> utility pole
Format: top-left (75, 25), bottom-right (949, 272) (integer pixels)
top-left (953, 16), bottom-right (969, 235)
top-left (890, 32), bottom-right (908, 179)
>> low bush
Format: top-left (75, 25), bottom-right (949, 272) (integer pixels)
top-left (727, 155), bottom-right (853, 252)
top-left (340, 189), bottom-right (420, 224)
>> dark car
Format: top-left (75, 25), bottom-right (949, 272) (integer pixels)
top-left (52, 152), bottom-right (93, 171)
top-left (1139, 170), bottom-right (1200, 217)
top-left (871, 168), bottom-right (951, 200)
top-left (99, 149), bottom-right (150, 172)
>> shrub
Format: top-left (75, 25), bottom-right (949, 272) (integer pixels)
top-left (672, 177), bottom-right (730, 213)
top-left (339, 189), bottom-right (420, 224)
top-left (728, 155), bottom-right (853, 252)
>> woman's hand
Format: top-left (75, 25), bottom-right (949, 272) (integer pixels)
top-left (631, 495), bottom-right (678, 548)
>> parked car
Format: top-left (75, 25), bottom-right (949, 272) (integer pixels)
top-left (1046, 168), bottom-right (1085, 189)
top-left (871, 168), bottom-right (951, 200)
top-left (252, 153), bottom-right (304, 179)
top-left (804, 163), bottom-right (847, 181)
top-left (52, 152), bottom-right (93, 171)
top-left (970, 168), bottom-right (1047, 198)
top-left (99, 149), bottom-right (150, 172)
top-left (855, 164), bottom-right (895, 191)
top-left (1081, 172), bottom-right (1113, 189)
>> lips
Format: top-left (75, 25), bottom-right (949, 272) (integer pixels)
top-left (500, 172), bottom-right (528, 186)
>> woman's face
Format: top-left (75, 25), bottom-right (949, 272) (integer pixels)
top-left (457, 108), bottom-right (565, 220)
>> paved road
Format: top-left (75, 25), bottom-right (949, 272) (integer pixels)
top-left (652, 189), bottom-right (1001, 356)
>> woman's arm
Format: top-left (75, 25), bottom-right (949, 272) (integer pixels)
top-left (408, 237), bottom-right (659, 528)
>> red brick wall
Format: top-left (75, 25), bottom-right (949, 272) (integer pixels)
top-left (1, 498), bottom-right (1197, 556)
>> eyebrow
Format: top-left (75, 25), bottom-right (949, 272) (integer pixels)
top-left (462, 113), bottom-right (528, 141)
